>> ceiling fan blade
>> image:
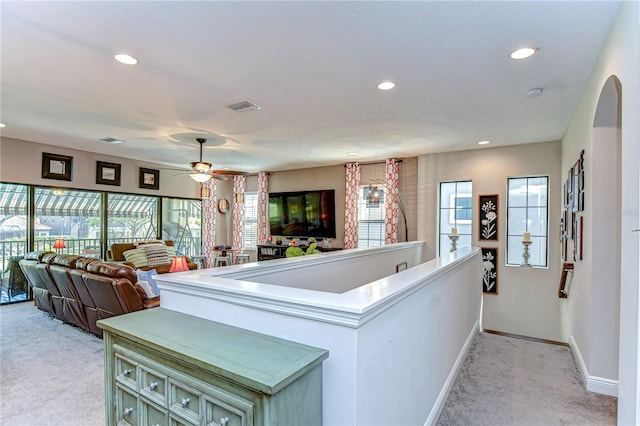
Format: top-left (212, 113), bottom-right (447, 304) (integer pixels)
top-left (209, 170), bottom-right (249, 176)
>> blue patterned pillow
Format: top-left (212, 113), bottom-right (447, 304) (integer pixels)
top-left (136, 269), bottom-right (159, 295)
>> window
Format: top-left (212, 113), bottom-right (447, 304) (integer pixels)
top-left (107, 193), bottom-right (157, 248)
top-left (439, 181), bottom-right (472, 255)
top-left (358, 185), bottom-right (385, 247)
top-left (0, 183), bottom-right (29, 304)
top-left (506, 176), bottom-right (549, 267)
top-left (242, 192), bottom-right (258, 249)
top-left (162, 198), bottom-right (202, 257)
top-left (33, 187), bottom-right (103, 256)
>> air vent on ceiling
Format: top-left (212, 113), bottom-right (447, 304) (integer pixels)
top-left (99, 137), bottom-right (124, 144)
top-left (226, 100), bottom-right (262, 112)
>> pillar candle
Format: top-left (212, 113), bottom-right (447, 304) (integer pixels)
top-left (523, 232), bottom-right (531, 242)
top-left (451, 227), bottom-right (458, 236)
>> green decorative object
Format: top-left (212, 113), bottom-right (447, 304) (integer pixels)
top-left (286, 246), bottom-right (305, 257)
top-left (306, 243), bottom-right (321, 255)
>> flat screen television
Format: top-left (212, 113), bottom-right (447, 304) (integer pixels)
top-left (268, 190), bottom-right (336, 238)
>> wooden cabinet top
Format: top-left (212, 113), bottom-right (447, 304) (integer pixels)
top-left (98, 308), bottom-right (329, 395)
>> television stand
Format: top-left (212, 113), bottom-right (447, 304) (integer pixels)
top-left (257, 244), bottom-right (342, 261)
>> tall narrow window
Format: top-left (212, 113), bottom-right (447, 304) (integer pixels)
top-left (242, 192), bottom-right (258, 249)
top-left (358, 185), bottom-right (385, 247)
top-left (438, 181), bottom-right (472, 255)
top-left (506, 176), bottom-right (549, 267)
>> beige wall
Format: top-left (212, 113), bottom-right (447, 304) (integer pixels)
top-left (0, 137), bottom-right (200, 198)
top-left (417, 141), bottom-right (564, 342)
top-left (245, 158), bottom-right (419, 248)
top-left (560, 1), bottom-right (639, 415)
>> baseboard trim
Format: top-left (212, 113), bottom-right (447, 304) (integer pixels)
top-left (483, 329), bottom-right (569, 347)
top-left (425, 320), bottom-right (480, 426)
top-left (569, 335), bottom-right (619, 397)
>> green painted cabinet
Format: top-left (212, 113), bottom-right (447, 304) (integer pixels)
top-left (98, 308), bottom-right (329, 426)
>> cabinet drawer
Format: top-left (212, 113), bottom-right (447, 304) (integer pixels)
top-left (169, 413), bottom-right (198, 426)
top-left (140, 397), bottom-right (168, 426)
top-left (204, 394), bottom-right (254, 426)
top-left (115, 353), bottom-right (138, 391)
top-left (115, 384), bottom-right (138, 426)
top-left (140, 365), bottom-right (168, 406)
top-left (169, 379), bottom-right (201, 423)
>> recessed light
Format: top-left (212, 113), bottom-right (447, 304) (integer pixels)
top-left (377, 81), bottom-right (396, 90)
top-left (510, 47), bottom-right (537, 60)
top-left (527, 88), bottom-right (544, 98)
top-left (478, 140), bottom-right (491, 145)
top-left (114, 54), bottom-right (138, 65)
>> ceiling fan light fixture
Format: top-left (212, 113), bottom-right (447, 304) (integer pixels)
top-left (190, 172), bottom-right (212, 183)
top-left (190, 161), bottom-right (212, 173)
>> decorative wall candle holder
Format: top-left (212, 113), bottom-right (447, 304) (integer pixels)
top-left (521, 240), bottom-right (533, 267)
top-left (449, 235), bottom-right (459, 252)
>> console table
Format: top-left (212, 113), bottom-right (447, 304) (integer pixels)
top-left (98, 308), bottom-right (329, 426)
top-left (257, 244), bottom-right (342, 261)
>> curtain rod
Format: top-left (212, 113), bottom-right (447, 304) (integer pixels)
top-left (343, 159), bottom-right (403, 167)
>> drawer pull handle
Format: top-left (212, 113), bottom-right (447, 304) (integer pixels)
top-left (149, 381), bottom-right (158, 390)
top-left (123, 407), bottom-right (134, 416)
top-left (208, 417), bottom-right (229, 426)
top-left (180, 397), bottom-right (191, 407)
top-left (122, 368), bottom-right (132, 377)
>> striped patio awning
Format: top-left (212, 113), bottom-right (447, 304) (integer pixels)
top-left (0, 184), bottom-right (156, 218)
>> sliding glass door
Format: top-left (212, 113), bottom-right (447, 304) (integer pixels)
top-left (0, 183), bottom-right (29, 304)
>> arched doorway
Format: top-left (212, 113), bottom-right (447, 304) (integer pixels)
top-left (589, 75), bottom-right (621, 385)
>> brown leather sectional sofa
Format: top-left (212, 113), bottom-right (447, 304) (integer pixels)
top-left (19, 251), bottom-right (159, 337)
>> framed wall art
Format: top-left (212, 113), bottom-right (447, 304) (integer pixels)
top-left (42, 152), bottom-right (73, 181)
top-left (479, 194), bottom-right (498, 241)
top-left (139, 167), bottom-right (159, 190)
top-left (96, 161), bottom-right (121, 186)
top-left (481, 247), bottom-right (498, 294)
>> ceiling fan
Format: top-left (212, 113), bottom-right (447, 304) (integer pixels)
top-left (188, 138), bottom-right (247, 182)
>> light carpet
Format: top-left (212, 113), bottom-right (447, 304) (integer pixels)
top-left (1, 302), bottom-right (618, 426)
top-left (437, 332), bottom-right (617, 426)
top-left (0, 302), bottom-right (104, 426)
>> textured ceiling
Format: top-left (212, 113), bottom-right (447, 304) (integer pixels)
top-left (0, 1), bottom-right (621, 173)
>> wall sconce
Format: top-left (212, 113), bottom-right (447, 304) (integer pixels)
top-left (235, 193), bottom-right (245, 203)
top-left (200, 186), bottom-right (210, 199)
top-left (53, 238), bottom-right (66, 253)
top-left (169, 255), bottom-right (189, 273)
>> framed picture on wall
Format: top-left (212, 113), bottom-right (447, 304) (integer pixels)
top-left (96, 161), bottom-right (121, 186)
top-left (481, 247), bottom-right (498, 294)
top-left (479, 194), bottom-right (498, 241)
top-left (139, 167), bottom-right (159, 190)
top-left (42, 152), bottom-right (73, 181)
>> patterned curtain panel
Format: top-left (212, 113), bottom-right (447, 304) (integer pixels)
top-left (344, 162), bottom-right (361, 249)
top-left (257, 172), bottom-right (270, 244)
top-left (202, 179), bottom-right (217, 267)
top-left (384, 158), bottom-right (399, 244)
top-left (232, 176), bottom-right (246, 250)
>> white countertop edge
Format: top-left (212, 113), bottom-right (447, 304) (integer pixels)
top-left (157, 246), bottom-right (480, 328)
